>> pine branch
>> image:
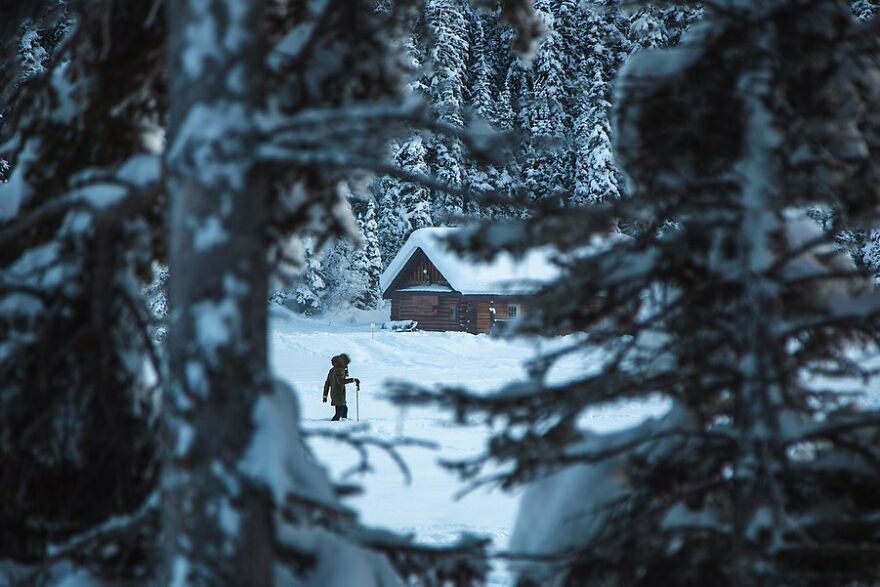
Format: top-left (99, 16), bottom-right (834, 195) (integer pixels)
top-left (302, 424), bottom-right (437, 485)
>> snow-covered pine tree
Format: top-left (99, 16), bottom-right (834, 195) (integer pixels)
top-left (393, 2), bottom-right (880, 585)
top-left (861, 230), bottom-right (880, 280)
top-left (321, 239), bottom-right (364, 311)
top-left (572, 67), bottom-right (619, 205)
top-left (570, 2), bottom-right (626, 205)
top-left (488, 57), bottom-right (528, 215)
top-left (353, 198), bottom-right (384, 309)
top-left (424, 0), bottom-right (471, 221)
top-left (320, 197), bottom-right (384, 312)
top-left (465, 10), bottom-right (520, 218)
top-left (626, 6), bottom-right (671, 49)
top-left (521, 1), bottom-right (571, 203)
top-left (378, 136), bottom-right (434, 262)
top-left (0, 1), bottom-right (163, 575)
top-left (163, 2), bottom-right (286, 580)
top-left (469, 12), bottom-right (497, 124)
top-left (1, 0), bottom-right (548, 583)
top-left (623, 2), bottom-right (703, 52)
top-left (494, 52), bottom-right (520, 133)
top-left (399, 138), bottom-right (438, 233)
top-left (292, 239), bottom-right (328, 314)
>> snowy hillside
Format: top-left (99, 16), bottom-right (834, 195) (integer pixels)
top-left (269, 306), bottom-right (667, 584)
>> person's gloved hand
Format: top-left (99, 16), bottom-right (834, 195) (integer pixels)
top-left (355, 378), bottom-right (360, 385)
top-left (322, 396), bottom-right (327, 403)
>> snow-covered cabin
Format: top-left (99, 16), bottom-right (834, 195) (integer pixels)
top-left (379, 227), bottom-right (558, 333)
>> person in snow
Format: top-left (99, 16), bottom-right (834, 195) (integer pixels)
top-left (323, 353), bottom-right (359, 421)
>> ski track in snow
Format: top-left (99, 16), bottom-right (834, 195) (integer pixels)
top-left (270, 307), bottom-right (665, 585)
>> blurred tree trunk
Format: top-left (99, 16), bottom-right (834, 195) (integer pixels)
top-left (164, 1), bottom-right (273, 584)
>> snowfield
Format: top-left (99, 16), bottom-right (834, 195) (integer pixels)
top-left (270, 306), bottom-right (668, 585)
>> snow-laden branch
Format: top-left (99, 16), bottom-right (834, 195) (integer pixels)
top-left (0, 154), bottom-right (162, 249)
top-left (257, 99), bottom-right (517, 205)
top-left (302, 424), bottom-right (437, 485)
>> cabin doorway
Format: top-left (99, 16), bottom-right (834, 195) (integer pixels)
top-left (466, 304), bottom-right (478, 334)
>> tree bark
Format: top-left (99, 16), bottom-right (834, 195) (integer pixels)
top-left (164, 0), bottom-right (272, 584)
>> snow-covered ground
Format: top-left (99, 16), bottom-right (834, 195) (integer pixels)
top-left (270, 306), bottom-right (666, 585)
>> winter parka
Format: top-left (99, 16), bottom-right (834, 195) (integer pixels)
top-left (323, 354), bottom-right (354, 406)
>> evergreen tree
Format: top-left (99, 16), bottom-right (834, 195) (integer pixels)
top-left (844, 0), bottom-right (879, 279)
top-left (495, 48), bottom-right (521, 133)
top-left (469, 12), bottom-right (497, 123)
top-left (354, 198), bottom-right (384, 309)
top-left (320, 198), bottom-right (384, 312)
top-left (291, 239), bottom-right (327, 315)
top-left (394, 2), bottom-right (880, 585)
top-left (425, 0), bottom-right (471, 220)
top-left (569, 1), bottom-right (627, 205)
top-left (0, 0), bottom-right (548, 583)
top-left (464, 11), bottom-right (509, 217)
top-left (321, 239), bottom-right (363, 311)
top-left (861, 230), bottom-right (880, 280)
top-left (0, 1), bottom-right (163, 571)
top-left (522, 2), bottom-right (571, 202)
top-left (378, 136), bottom-right (433, 262)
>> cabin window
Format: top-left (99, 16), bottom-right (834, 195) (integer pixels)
top-left (412, 295), bottom-right (439, 315)
top-left (449, 305), bottom-right (459, 321)
top-left (508, 304), bottom-right (522, 319)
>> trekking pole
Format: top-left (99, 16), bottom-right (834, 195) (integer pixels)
top-left (356, 381), bottom-right (360, 421)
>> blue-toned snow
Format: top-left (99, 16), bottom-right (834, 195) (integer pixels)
top-left (270, 306), bottom-right (668, 585)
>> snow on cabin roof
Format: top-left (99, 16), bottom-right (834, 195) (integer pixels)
top-left (380, 227), bottom-right (560, 296)
top-left (397, 284), bottom-right (456, 293)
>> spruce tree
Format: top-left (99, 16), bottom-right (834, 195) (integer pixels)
top-left (393, 2), bottom-right (880, 585)
top-left (378, 136), bottom-right (434, 262)
top-left (469, 12), bottom-right (497, 123)
top-left (425, 0), bottom-right (471, 220)
top-left (292, 239), bottom-right (327, 315)
top-left (354, 198), bottom-right (384, 309)
top-left (0, 0), bottom-right (548, 583)
top-left (521, 2), bottom-right (571, 203)
top-left (0, 1), bottom-right (163, 571)
top-left (570, 2), bottom-right (626, 205)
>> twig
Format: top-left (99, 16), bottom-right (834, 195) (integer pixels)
top-left (302, 424), bottom-right (437, 485)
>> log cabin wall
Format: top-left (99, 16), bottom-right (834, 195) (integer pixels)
top-left (390, 293), bottom-right (462, 331)
top-left (466, 297), bottom-right (530, 333)
top-left (390, 293), bottom-right (532, 333)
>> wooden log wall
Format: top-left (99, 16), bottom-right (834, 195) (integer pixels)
top-left (390, 294), bottom-right (532, 333)
top-left (390, 293), bottom-right (462, 331)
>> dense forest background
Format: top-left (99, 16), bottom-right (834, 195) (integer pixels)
top-left (257, 0), bottom-right (704, 314)
top-left (257, 0), bottom-right (880, 316)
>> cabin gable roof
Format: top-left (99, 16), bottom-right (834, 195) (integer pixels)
top-left (385, 248), bottom-right (457, 295)
top-left (380, 227), bottom-right (559, 298)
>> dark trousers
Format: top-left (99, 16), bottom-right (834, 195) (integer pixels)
top-left (331, 405), bottom-right (348, 421)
